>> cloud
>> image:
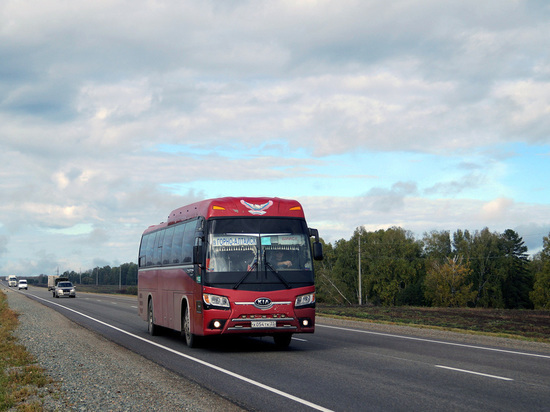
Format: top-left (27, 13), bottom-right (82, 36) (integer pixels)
top-left (480, 197), bottom-right (515, 221)
top-left (0, 235), bottom-right (8, 258)
top-left (1, 1), bottom-right (550, 273)
top-left (424, 173), bottom-right (485, 197)
top-left (363, 182), bottom-right (418, 212)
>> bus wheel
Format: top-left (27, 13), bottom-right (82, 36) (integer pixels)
top-left (148, 300), bottom-right (159, 336)
top-left (273, 333), bottom-right (292, 349)
top-left (182, 308), bottom-right (198, 348)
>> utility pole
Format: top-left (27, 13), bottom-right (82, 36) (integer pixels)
top-left (358, 236), bottom-right (362, 305)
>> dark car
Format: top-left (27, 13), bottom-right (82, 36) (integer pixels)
top-left (53, 281), bottom-right (76, 298)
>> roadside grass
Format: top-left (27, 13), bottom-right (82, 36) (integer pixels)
top-left (0, 290), bottom-right (52, 411)
top-left (317, 305), bottom-right (550, 343)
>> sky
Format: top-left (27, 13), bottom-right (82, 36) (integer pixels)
top-left (1, 0), bottom-right (550, 276)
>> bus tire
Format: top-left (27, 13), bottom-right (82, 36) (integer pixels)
top-left (148, 299), bottom-right (159, 336)
top-left (273, 333), bottom-right (292, 349)
top-left (182, 306), bottom-right (198, 348)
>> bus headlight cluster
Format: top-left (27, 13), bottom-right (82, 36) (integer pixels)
top-left (295, 292), bottom-right (315, 307)
top-left (203, 293), bottom-right (230, 308)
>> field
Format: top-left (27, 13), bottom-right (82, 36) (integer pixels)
top-left (317, 305), bottom-right (550, 343)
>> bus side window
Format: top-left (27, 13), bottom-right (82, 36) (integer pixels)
top-left (145, 232), bottom-right (157, 266)
top-left (171, 224), bottom-right (185, 264)
top-left (162, 226), bottom-right (175, 265)
top-left (139, 234), bottom-right (150, 267)
top-left (153, 230), bottom-right (165, 266)
top-left (182, 220), bottom-right (195, 263)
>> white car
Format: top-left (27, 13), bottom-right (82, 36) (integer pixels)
top-left (18, 280), bottom-right (28, 290)
top-left (53, 281), bottom-right (76, 298)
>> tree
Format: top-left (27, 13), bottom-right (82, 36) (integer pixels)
top-left (424, 256), bottom-right (477, 307)
top-left (530, 235), bottom-right (550, 309)
top-left (361, 227), bottom-right (424, 306)
top-left (121, 262), bottom-right (138, 285)
top-left (330, 235), bottom-right (361, 304)
top-left (423, 230), bottom-right (452, 262)
top-left (454, 228), bottom-right (504, 308)
top-left (499, 229), bottom-right (532, 309)
top-left (315, 240), bottom-right (353, 305)
top-left (531, 268), bottom-right (550, 309)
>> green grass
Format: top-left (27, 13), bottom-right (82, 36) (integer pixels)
top-left (317, 304), bottom-right (550, 343)
top-left (0, 290), bottom-right (52, 411)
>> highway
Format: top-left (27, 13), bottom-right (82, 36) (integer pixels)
top-left (8, 285), bottom-right (550, 411)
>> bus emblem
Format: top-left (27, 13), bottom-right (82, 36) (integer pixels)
top-left (254, 297), bottom-right (273, 309)
top-left (241, 200), bottom-right (274, 215)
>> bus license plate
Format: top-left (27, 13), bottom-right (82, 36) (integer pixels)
top-left (251, 320), bottom-right (276, 328)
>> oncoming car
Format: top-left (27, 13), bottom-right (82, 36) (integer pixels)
top-left (18, 280), bottom-right (28, 290)
top-left (53, 281), bottom-right (76, 298)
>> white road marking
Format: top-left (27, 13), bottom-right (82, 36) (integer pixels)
top-left (435, 365), bottom-right (513, 381)
top-left (317, 324), bottom-right (550, 359)
top-left (31, 295), bottom-right (333, 412)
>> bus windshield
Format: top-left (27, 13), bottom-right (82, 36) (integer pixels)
top-left (205, 218), bottom-right (314, 291)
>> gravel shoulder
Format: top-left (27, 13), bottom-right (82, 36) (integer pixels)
top-left (5, 287), bottom-right (244, 412)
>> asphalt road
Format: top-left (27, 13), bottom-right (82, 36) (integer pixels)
top-left (9, 285), bottom-right (550, 411)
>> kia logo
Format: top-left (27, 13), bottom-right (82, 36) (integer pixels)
top-left (254, 297), bottom-right (273, 309)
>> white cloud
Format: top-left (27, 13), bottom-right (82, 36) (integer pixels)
top-left (1, 0), bottom-right (550, 273)
top-left (480, 197), bottom-right (515, 221)
top-left (494, 80), bottom-right (550, 135)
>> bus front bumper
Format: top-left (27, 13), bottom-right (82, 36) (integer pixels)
top-left (202, 307), bottom-right (315, 336)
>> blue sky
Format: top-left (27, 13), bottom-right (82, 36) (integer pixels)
top-left (1, 1), bottom-right (550, 275)
top-left (157, 141), bottom-right (550, 203)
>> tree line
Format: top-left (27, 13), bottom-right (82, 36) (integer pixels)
top-left (314, 227), bottom-right (550, 309)
top-left (33, 263), bottom-right (138, 288)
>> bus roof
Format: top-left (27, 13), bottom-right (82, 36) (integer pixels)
top-left (168, 197), bottom-right (306, 223)
top-left (143, 197), bottom-right (307, 234)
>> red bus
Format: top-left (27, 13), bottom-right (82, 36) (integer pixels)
top-left (137, 197), bottom-right (323, 348)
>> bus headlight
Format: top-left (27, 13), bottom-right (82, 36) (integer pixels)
top-left (295, 292), bottom-right (315, 308)
top-left (203, 293), bottom-right (230, 309)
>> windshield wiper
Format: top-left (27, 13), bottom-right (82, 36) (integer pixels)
top-left (232, 259), bottom-right (257, 289)
top-left (264, 251), bottom-right (291, 289)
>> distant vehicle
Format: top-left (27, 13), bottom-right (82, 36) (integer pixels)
top-left (48, 275), bottom-right (69, 291)
top-left (53, 281), bottom-right (76, 298)
top-left (8, 275), bottom-right (17, 287)
top-left (18, 280), bottom-right (28, 290)
top-left (138, 197), bottom-right (323, 349)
